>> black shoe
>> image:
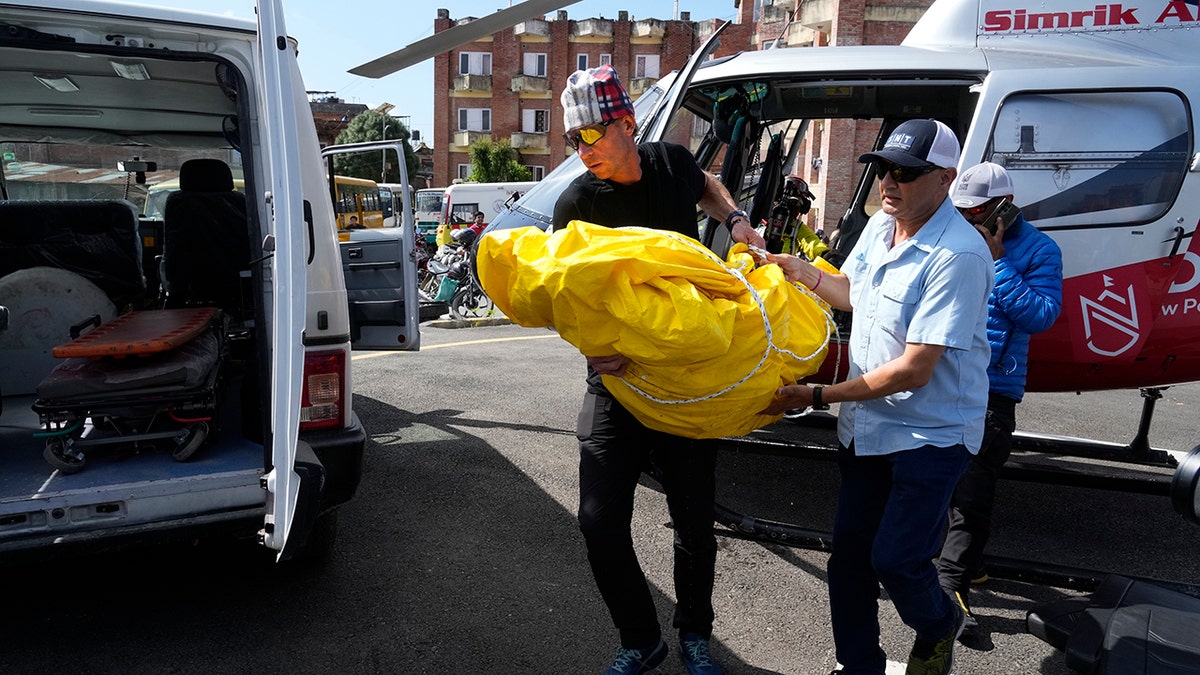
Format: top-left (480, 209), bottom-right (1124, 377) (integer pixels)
top-left (603, 639), bottom-right (668, 675)
top-left (950, 589), bottom-right (980, 637)
top-left (906, 601), bottom-right (967, 675)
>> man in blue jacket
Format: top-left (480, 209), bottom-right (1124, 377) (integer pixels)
top-left (936, 162), bottom-right (1064, 635)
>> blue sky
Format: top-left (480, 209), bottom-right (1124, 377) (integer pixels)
top-left (146, 0), bottom-right (744, 144)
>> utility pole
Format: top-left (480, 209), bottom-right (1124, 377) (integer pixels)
top-left (374, 102), bottom-right (395, 182)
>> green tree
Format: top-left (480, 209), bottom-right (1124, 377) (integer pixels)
top-left (467, 138), bottom-right (532, 182)
top-left (332, 110), bottom-right (420, 184)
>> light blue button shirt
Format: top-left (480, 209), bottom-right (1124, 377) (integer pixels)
top-left (836, 196), bottom-right (994, 456)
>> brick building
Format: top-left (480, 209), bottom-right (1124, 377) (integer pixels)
top-left (431, 4), bottom-right (758, 189)
top-left (429, 0), bottom-right (932, 231)
top-left (308, 93), bottom-right (366, 148)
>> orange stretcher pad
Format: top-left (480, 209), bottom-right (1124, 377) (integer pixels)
top-left (51, 307), bottom-right (220, 359)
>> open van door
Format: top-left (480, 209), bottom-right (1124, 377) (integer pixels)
top-left (322, 141), bottom-right (421, 351)
top-left (257, 0), bottom-right (307, 558)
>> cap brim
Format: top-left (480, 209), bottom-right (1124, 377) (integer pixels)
top-left (952, 195), bottom-right (991, 208)
top-left (857, 149), bottom-right (935, 168)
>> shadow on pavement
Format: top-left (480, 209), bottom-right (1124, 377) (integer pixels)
top-left (0, 393), bottom-right (782, 674)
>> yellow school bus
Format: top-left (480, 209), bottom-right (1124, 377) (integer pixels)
top-left (333, 175), bottom-right (384, 239)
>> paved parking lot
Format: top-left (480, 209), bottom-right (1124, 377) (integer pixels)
top-left (1, 322), bottom-right (1196, 674)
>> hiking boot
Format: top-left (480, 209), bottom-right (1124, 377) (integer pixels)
top-left (950, 589), bottom-right (980, 637)
top-left (905, 602), bottom-right (966, 675)
top-left (679, 633), bottom-right (724, 674)
top-left (603, 639), bottom-right (668, 675)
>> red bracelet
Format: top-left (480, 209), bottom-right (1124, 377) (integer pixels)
top-left (811, 269), bottom-right (824, 291)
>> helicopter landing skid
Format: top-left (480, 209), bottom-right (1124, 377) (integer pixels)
top-left (709, 403), bottom-right (1197, 595)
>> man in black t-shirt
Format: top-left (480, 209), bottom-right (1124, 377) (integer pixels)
top-left (553, 64), bottom-right (764, 675)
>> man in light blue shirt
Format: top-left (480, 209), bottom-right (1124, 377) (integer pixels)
top-left (765, 119), bottom-right (993, 675)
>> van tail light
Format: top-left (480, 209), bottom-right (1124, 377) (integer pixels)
top-left (299, 350), bottom-right (345, 431)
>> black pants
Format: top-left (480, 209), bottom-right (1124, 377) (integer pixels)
top-left (576, 390), bottom-right (718, 648)
top-left (937, 393), bottom-right (1018, 594)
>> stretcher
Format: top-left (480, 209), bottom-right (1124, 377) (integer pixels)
top-left (32, 308), bottom-right (226, 474)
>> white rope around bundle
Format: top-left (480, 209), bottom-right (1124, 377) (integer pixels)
top-left (613, 228), bottom-right (837, 407)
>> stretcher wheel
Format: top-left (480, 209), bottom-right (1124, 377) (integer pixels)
top-left (172, 422), bottom-right (209, 462)
top-left (44, 437), bottom-right (86, 474)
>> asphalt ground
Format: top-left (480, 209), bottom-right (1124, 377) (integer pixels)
top-left (1, 320), bottom-right (1196, 674)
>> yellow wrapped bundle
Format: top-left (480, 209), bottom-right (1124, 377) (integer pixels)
top-left (477, 221), bottom-right (836, 439)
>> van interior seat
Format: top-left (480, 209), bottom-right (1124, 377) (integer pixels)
top-left (0, 199), bottom-right (145, 309)
top-left (161, 158), bottom-right (252, 318)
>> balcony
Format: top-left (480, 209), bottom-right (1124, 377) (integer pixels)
top-left (510, 132), bottom-right (549, 151)
top-left (452, 74), bottom-right (492, 93)
top-left (510, 74), bottom-right (550, 94)
top-left (628, 77), bottom-right (656, 97)
top-left (631, 19), bottom-right (665, 39)
top-left (800, 0), bottom-right (835, 34)
top-left (694, 19), bottom-right (722, 42)
top-left (514, 18), bottom-right (550, 37)
top-left (762, 4), bottom-right (791, 23)
top-left (572, 18), bottom-right (613, 38)
top-left (453, 130), bottom-right (491, 147)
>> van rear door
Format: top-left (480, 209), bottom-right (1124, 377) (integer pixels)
top-left (322, 141), bottom-right (421, 351)
top-left (257, 0), bottom-right (307, 557)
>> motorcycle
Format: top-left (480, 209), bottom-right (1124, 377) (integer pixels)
top-left (425, 228), bottom-right (495, 320)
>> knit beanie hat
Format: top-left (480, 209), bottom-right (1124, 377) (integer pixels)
top-left (561, 64), bottom-right (635, 131)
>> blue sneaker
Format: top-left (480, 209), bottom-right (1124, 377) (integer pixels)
top-left (603, 639), bottom-right (668, 675)
top-left (680, 633), bottom-right (724, 674)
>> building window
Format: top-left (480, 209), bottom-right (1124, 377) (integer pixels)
top-left (523, 52), bottom-right (548, 78)
top-left (459, 52), bottom-right (492, 76)
top-left (522, 109), bottom-right (550, 133)
top-left (576, 53), bottom-right (588, 71)
top-left (458, 108), bottom-right (491, 132)
top-left (634, 54), bottom-right (660, 79)
top-left (600, 53), bottom-right (612, 66)
top-left (761, 39), bottom-right (780, 50)
top-left (457, 164), bottom-right (472, 180)
top-left (525, 165), bottom-right (545, 181)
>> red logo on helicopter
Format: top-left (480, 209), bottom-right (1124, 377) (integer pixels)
top-left (1066, 267), bottom-right (1150, 361)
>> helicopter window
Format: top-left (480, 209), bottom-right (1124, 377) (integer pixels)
top-left (987, 90), bottom-right (1190, 230)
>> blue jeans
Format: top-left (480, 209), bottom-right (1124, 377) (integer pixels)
top-left (828, 442), bottom-right (971, 674)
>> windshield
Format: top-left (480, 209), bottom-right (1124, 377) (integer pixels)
top-left (415, 190), bottom-right (442, 213)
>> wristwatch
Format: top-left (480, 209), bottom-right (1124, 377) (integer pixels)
top-left (724, 209), bottom-right (749, 230)
top-left (811, 384), bottom-right (830, 411)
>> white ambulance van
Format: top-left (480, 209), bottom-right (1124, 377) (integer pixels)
top-left (0, 0), bottom-right (419, 561)
top-left (437, 181), bottom-right (535, 244)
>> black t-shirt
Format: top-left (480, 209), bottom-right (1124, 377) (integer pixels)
top-left (552, 141), bottom-right (709, 394)
top-left (552, 141), bottom-right (707, 238)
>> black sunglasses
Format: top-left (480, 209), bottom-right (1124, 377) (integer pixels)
top-left (874, 161), bottom-right (940, 184)
top-left (563, 119), bottom-right (617, 151)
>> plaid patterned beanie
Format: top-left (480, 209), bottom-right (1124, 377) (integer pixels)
top-left (561, 64), bottom-right (635, 131)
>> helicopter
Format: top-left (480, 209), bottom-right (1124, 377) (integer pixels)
top-left (352, 0), bottom-right (1200, 564)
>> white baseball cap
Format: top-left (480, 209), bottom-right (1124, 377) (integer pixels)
top-left (952, 162), bottom-right (1014, 208)
top-left (858, 119), bottom-right (960, 169)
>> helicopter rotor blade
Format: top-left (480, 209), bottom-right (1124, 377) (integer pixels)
top-left (349, 0), bottom-right (583, 79)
